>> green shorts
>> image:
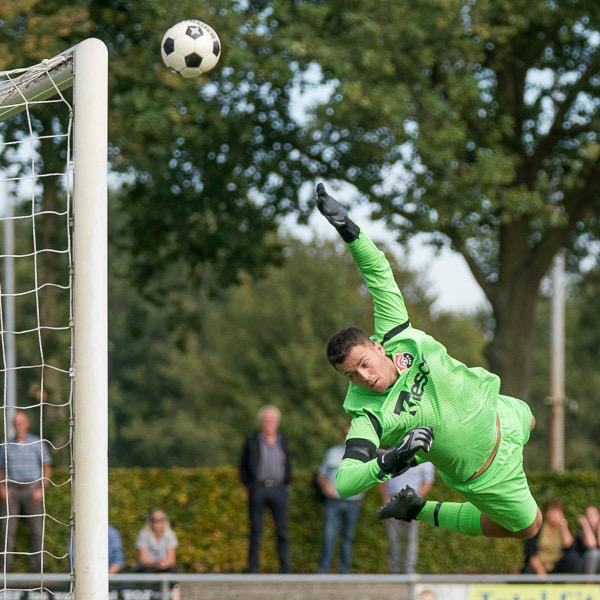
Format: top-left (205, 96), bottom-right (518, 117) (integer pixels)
top-left (439, 394), bottom-right (538, 532)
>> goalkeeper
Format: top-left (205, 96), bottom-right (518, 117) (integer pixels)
top-left (316, 183), bottom-right (542, 539)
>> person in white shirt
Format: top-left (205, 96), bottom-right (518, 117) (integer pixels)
top-left (135, 509), bottom-right (178, 572)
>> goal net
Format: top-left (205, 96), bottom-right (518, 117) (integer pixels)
top-left (0, 39), bottom-right (108, 599)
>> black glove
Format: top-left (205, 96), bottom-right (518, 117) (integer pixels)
top-left (315, 183), bottom-right (360, 243)
top-left (376, 427), bottom-right (434, 477)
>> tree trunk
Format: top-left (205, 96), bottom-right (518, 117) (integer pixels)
top-left (485, 298), bottom-right (534, 400)
top-left (476, 213), bottom-right (567, 403)
top-left (484, 275), bottom-right (540, 401)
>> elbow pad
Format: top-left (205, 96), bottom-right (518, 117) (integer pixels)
top-left (342, 438), bottom-right (377, 463)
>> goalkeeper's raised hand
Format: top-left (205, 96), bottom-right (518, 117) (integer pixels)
top-left (377, 427), bottom-right (434, 477)
top-left (315, 183), bottom-right (360, 243)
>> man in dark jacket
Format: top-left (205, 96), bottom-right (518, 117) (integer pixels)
top-left (240, 405), bottom-right (292, 573)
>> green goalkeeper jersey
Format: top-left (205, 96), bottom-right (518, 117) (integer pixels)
top-left (336, 232), bottom-right (501, 498)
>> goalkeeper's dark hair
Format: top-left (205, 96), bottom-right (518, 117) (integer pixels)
top-left (326, 326), bottom-right (373, 366)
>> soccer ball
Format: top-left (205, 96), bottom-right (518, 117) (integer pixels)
top-left (161, 19), bottom-right (221, 78)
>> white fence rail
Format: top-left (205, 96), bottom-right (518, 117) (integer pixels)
top-left (3, 573), bottom-right (600, 600)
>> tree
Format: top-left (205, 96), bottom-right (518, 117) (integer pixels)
top-left (2, 2), bottom-right (487, 467)
top-left (88, 0), bottom-right (334, 292)
top-left (0, 0), bottom-right (329, 295)
top-left (0, 0), bottom-right (323, 409)
top-left (273, 0), bottom-right (600, 399)
top-left (5, 0), bottom-right (594, 405)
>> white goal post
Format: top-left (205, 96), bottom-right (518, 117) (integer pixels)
top-left (0, 39), bottom-right (108, 599)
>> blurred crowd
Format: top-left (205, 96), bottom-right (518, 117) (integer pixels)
top-left (522, 501), bottom-right (600, 576)
top-left (0, 411), bottom-right (178, 574)
top-left (1, 407), bottom-right (599, 575)
top-left (238, 405), bottom-right (600, 575)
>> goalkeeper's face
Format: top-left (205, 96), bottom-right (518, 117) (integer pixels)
top-left (336, 342), bottom-right (398, 393)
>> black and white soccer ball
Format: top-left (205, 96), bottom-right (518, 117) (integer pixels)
top-left (161, 19), bottom-right (221, 78)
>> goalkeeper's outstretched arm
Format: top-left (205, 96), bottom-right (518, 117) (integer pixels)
top-left (316, 183), bottom-right (409, 338)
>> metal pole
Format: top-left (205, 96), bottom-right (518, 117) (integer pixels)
top-left (548, 251), bottom-right (565, 471)
top-left (72, 38), bottom-right (108, 600)
top-left (161, 579), bottom-right (170, 600)
top-left (1, 179), bottom-right (16, 440)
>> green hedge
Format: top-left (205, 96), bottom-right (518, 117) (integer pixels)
top-left (12, 467), bottom-right (600, 573)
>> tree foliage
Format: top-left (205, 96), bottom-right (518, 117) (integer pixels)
top-left (1, 0), bottom-right (323, 295)
top-left (3, 1), bottom-right (600, 402)
top-left (2, 1), bottom-right (600, 466)
top-left (270, 0), bottom-right (600, 398)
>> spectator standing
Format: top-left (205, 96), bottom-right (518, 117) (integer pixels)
top-left (0, 411), bottom-right (52, 571)
top-left (378, 462), bottom-right (434, 574)
top-left (575, 505), bottom-right (600, 574)
top-left (109, 524), bottom-right (125, 574)
top-left (523, 501), bottom-right (580, 575)
top-left (135, 509), bottom-right (178, 572)
top-left (317, 426), bottom-right (364, 573)
top-left (240, 405), bottom-right (292, 573)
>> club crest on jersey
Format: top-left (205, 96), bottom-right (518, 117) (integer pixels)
top-left (393, 352), bottom-right (414, 373)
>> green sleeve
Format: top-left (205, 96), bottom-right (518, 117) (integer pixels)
top-left (347, 232), bottom-right (409, 339)
top-left (335, 412), bottom-right (389, 498)
top-left (336, 457), bottom-right (388, 498)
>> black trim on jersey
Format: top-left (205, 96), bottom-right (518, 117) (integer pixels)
top-left (382, 321), bottom-right (410, 344)
top-left (365, 410), bottom-right (383, 442)
top-left (343, 438), bottom-right (377, 463)
top-left (434, 502), bottom-right (442, 527)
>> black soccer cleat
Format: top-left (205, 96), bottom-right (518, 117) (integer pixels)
top-left (315, 183), bottom-right (360, 243)
top-left (378, 485), bottom-right (426, 522)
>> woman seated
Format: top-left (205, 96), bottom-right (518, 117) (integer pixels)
top-left (135, 509), bottom-right (178, 572)
top-left (522, 500), bottom-right (580, 575)
top-left (575, 505), bottom-right (600, 574)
